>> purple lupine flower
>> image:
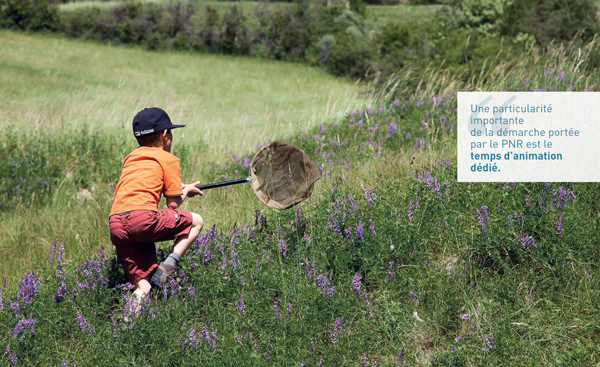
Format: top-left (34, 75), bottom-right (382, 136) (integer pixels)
top-left (369, 217), bottom-right (376, 235)
top-left (262, 345), bottom-right (271, 360)
top-left (211, 331), bottom-right (218, 352)
top-left (12, 316), bottom-right (36, 340)
top-left (555, 214), bottom-right (562, 235)
top-left (408, 199), bottom-right (413, 222)
top-left (567, 188), bottom-right (576, 201)
top-left (17, 270), bottom-right (40, 307)
top-left (365, 188), bottom-right (375, 209)
top-left (552, 188), bottom-right (557, 205)
top-left (455, 335), bottom-right (462, 343)
top-left (76, 310), bottom-right (94, 334)
top-left (507, 213), bottom-right (513, 230)
top-left (525, 195), bottom-right (531, 209)
top-left (0, 279), bottom-right (6, 311)
top-left (558, 186), bottom-right (566, 208)
top-left (388, 261), bottom-right (396, 281)
top-left (287, 303), bottom-right (292, 320)
top-left (482, 333), bottom-right (496, 352)
top-left (361, 352), bottom-right (370, 366)
top-left (330, 317), bottom-right (343, 344)
top-left (54, 282), bottom-right (69, 303)
top-left (273, 297), bottom-right (283, 323)
top-left (394, 351), bottom-right (402, 365)
top-left (476, 207), bottom-right (489, 236)
top-left (519, 234), bottom-right (536, 253)
top-left (497, 200), bottom-right (501, 213)
top-left (409, 291), bottom-right (417, 302)
top-left (236, 335), bottom-right (243, 346)
top-left (344, 226), bottom-right (353, 240)
top-left (461, 313), bottom-right (470, 321)
top-left (49, 238), bottom-right (56, 266)
top-left (187, 284), bottom-right (195, 299)
top-left (7, 297), bottom-right (20, 313)
top-left (351, 273), bottom-right (362, 295)
top-left (386, 122), bottom-right (398, 138)
top-left (5, 345), bottom-right (17, 365)
top-left (235, 292), bottom-right (245, 313)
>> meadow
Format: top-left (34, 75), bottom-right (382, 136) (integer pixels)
top-left (2, 10), bottom-right (600, 367)
top-left (0, 30), bottom-right (369, 284)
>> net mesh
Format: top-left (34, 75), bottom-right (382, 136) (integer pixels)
top-left (250, 141), bottom-right (322, 209)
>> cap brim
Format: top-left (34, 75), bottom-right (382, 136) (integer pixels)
top-left (170, 124), bottom-right (185, 129)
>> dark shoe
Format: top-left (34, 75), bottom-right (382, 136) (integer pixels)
top-left (152, 263), bottom-right (177, 287)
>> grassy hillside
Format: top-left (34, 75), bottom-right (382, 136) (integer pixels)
top-left (0, 31), bottom-right (367, 157)
top-left (1, 32), bottom-right (599, 366)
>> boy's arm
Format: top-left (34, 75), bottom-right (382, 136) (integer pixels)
top-left (166, 182), bottom-right (202, 209)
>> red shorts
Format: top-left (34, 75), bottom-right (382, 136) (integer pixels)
top-left (109, 208), bottom-right (193, 284)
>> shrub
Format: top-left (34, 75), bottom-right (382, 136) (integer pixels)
top-left (439, 0), bottom-right (510, 38)
top-left (503, 0), bottom-right (599, 47)
top-left (325, 34), bottom-right (377, 78)
top-left (0, 0), bottom-right (58, 31)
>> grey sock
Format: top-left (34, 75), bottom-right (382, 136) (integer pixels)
top-left (164, 252), bottom-right (181, 267)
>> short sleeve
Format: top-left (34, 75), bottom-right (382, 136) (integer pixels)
top-left (163, 160), bottom-right (184, 197)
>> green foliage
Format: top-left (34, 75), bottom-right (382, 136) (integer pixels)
top-left (440, 0), bottom-right (511, 38)
top-left (0, 0), bottom-right (58, 31)
top-left (503, 0), bottom-right (599, 47)
top-left (325, 34), bottom-right (377, 78)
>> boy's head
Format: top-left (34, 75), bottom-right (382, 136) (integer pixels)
top-left (132, 108), bottom-right (185, 149)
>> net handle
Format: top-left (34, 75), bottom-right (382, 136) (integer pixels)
top-left (196, 177), bottom-right (252, 190)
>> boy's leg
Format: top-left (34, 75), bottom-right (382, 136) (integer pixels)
top-left (172, 213), bottom-right (204, 257)
top-left (150, 212), bottom-right (203, 287)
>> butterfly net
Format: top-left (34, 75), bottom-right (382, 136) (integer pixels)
top-left (250, 141), bottom-right (322, 210)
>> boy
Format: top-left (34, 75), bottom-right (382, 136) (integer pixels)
top-left (109, 107), bottom-right (204, 302)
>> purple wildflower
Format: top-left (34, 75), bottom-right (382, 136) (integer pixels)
top-left (236, 336), bottom-right (243, 346)
top-left (386, 122), bottom-right (398, 138)
top-left (235, 292), bottom-right (245, 314)
top-left (554, 214), bottom-right (562, 235)
top-left (455, 335), bottom-right (462, 343)
top-left (394, 351), bottom-right (402, 366)
top-left (351, 273), bottom-right (362, 296)
top-left (567, 188), bottom-right (576, 201)
top-left (388, 261), bottom-right (396, 281)
top-left (262, 345), bottom-right (271, 360)
top-left (365, 188), bottom-right (375, 209)
top-left (476, 206), bottom-right (489, 236)
top-left (331, 317), bottom-right (343, 344)
top-left (408, 199), bottom-right (413, 222)
top-left (356, 221), bottom-right (364, 242)
top-left (12, 316), bottom-right (36, 340)
top-left (273, 297), bottom-right (283, 323)
top-left (497, 200), bottom-right (501, 213)
top-left (5, 345), bottom-right (17, 365)
top-left (519, 234), bottom-right (536, 253)
top-left (461, 313), bottom-right (469, 321)
top-left (369, 217), bottom-right (376, 235)
top-left (76, 310), bottom-right (94, 334)
top-left (482, 333), bottom-right (496, 352)
top-left (17, 270), bottom-right (40, 307)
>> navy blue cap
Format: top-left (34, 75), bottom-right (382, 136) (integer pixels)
top-left (132, 107), bottom-right (185, 137)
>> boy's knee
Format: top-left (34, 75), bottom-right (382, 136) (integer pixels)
top-left (191, 213), bottom-right (203, 229)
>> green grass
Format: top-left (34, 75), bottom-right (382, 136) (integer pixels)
top-left (0, 31), bottom-right (367, 158)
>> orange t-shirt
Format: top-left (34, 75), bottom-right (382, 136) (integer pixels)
top-left (109, 147), bottom-right (184, 216)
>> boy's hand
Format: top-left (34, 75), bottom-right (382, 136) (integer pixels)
top-left (183, 182), bottom-right (203, 198)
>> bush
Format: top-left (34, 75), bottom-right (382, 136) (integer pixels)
top-left (439, 0), bottom-right (510, 38)
top-left (503, 0), bottom-right (599, 47)
top-left (0, 0), bottom-right (58, 31)
top-left (325, 34), bottom-right (377, 78)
